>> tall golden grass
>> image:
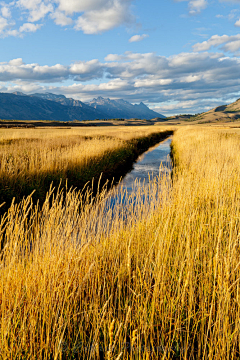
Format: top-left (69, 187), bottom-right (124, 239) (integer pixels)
top-left (0, 126), bottom-right (172, 213)
top-left (1, 126), bottom-right (240, 359)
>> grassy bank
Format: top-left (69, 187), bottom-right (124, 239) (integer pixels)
top-left (1, 126), bottom-right (240, 359)
top-left (0, 126), bottom-right (173, 214)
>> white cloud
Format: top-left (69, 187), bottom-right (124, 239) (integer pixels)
top-left (17, 0), bottom-right (53, 22)
top-left (19, 22), bottom-right (42, 32)
top-left (0, 60), bottom-right (69, 82)
top-left (188, 0), bottom-right (207, 15)
top-left (9, 58), bottom-right (24, 66)
top-left (223, 39), bottom-right (240, 51)
top-left (176, 0), bottom-right (240, 16)
top-left (6, 29), bottom-right (19, 36)
top-left (75, 0), bottom-right (134, 34)
top-left (70, 59), bottom-right (104, 80)
top-left (193, 34), bottom-right (232, 51)
top-left (17, 0), bottom-right (54, 22)
top-left (134, 77), bottom-right (173, 88)
top-left (175, 0), bottom-right (207, 14)
top-left (50, 11), bottom-right (73, 26)
top-left (8, 82), bottom-right (44, 93)
top-left (153, 100), bottom-right (201, 112)
top-left (0, 16), bottom-right (9, 33)
top-left (28, 2), bottom-right (53, 22)
top-left (129, 34), bottom-right (149, 43)
top-left (56, 0), bottom-right (109, 15)
top-left (3, 0), bottom-right (134, 36)
top-left (193, 34), bottom-right (240, 52)
top-left (105, 54), bottom-right (125, 61)
top-left (1, 6), bottom-right (11, 18)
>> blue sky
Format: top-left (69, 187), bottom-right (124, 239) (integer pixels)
top-left (1, 0), bottom-right (240, 115)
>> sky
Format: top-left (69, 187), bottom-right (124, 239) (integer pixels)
top-left (1, 1), bottom-right (240, 115)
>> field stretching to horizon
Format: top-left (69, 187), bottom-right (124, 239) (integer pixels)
top-left (1, 125), bottom-right (240, 359)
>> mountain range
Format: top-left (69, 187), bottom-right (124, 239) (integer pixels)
top-left (0, 92), bottom-right (165, 121)
top-left (87, 96), bottom-right (164, 120)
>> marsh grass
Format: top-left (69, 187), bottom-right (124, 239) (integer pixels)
top-left (0, 126), bottom-right (172, 214)
top-left (1, 126), bottom-right (240, 359)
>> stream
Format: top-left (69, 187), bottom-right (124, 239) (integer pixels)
top-left (103, 137), bottom-right (172, 217)
top-left (80, 137), bottom-right (173, 240)
top-left (118, 137), bottom-right (172, 193)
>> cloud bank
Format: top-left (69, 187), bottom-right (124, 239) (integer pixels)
top-left (2, 51), bottom-right (240, 114)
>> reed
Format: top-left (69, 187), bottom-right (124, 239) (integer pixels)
top-left (1, 126), bottom-right (240, 359)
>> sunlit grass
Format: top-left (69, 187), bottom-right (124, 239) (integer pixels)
top-left (0, 126), bottom-right (172, 213)
top-left (1, 126), bottom-right (240, 359)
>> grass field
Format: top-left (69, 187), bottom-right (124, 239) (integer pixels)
top-left (1, 125), bottom-right (240, 359)
top-left (0, 126), bottom-right (173, 214)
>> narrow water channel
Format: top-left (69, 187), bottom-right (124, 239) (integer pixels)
top-left (83, 137), bottom-right (173, 239)
top-left (118, 137), bottom-right (172, 193)
top-left (104, 137), bottom-right (172, 213)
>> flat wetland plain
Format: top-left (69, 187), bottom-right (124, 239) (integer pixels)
top-left (1, 124), bottom-right (240, 359)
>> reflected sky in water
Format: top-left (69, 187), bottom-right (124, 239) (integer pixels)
top-left (105, 137), bottom-right (172, 212)
top-left (81, 137), bottom-right (173, 240)
top-left (119, 137), bottom-right (172, 193)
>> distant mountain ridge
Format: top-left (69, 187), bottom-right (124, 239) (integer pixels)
top-left (0, 93), bottom-right (105, 121)
top-left (0, 92), bottom-right (165, 121)
top-left (31, 93), bottom-right (106, 115)
top-left (87, 96), bottom-right (165, 120)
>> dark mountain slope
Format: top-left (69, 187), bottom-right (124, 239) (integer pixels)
top-left (0, 93), bottom-right (105, 121)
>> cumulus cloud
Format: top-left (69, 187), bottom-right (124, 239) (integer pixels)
top-left (0, 16), bottom-right (9, 33)
top-left (1, 6), bottom-right (11, 18)
top-left (56, 0), bottom-right (109, 15)
top-left (129, 34), bottom-right (149, 43)
top-left (188, 0), bottom-right (207, 15)
top-left (193, 34), bottom-right (240, 52)
top-left (175, 0), bottom-right (207, 14)
top-left (0, 58), bottom-right (104, 82)
top-left (0, 59), bottom-right (69, 82)
top-left (9, 58), bottom-right (24, 66)
top-left (17, 0), bottom-right (53, 22)
top-left (75, 0), bottom-right (134, 34)
top-left (50, 11), bottom-right (73, 26)
top-left (70, 59), bottom-right (104, 81)
top-left (19, 22), bottom-right (42, 32)
top-left (0, 0), bottom-right (134, 36)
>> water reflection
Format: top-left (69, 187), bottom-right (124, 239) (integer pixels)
top-left (79, 137), bottom-right (172, 242)
top-left (119, 137), bottom-right (172, 193)
top-left (104, 137), bottom-right (172, 216)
